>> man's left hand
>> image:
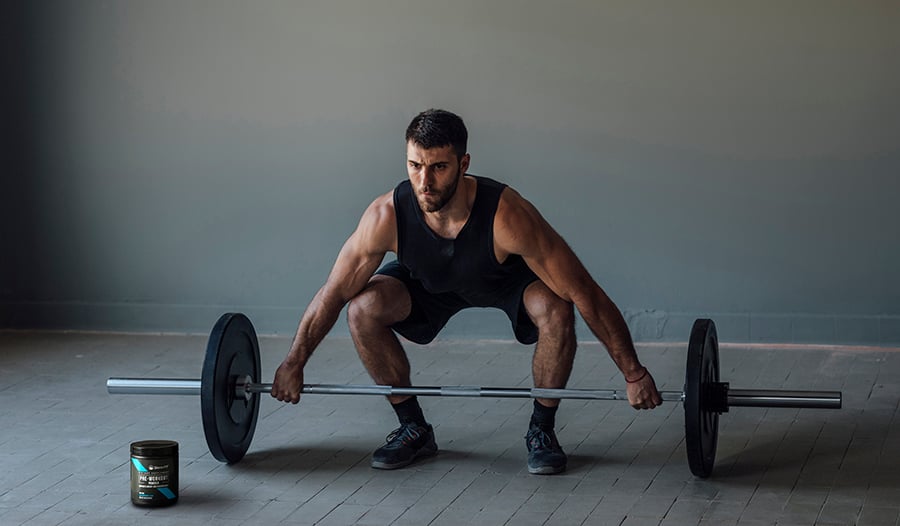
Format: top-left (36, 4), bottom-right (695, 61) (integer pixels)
top-left (626, 369), bottom-right (663, 410)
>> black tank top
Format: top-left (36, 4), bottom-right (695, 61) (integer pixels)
top-left (393, 175), bottom-right (538, 306)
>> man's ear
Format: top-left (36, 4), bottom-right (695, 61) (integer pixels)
top-left (460, 153), bottom-right (471, 173)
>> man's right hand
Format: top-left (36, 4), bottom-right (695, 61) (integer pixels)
top-left (271, 359), bottom-right (304, 404)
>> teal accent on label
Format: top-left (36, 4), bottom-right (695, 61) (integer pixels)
top-left (159, 487), bottom-right (176, 499)
top-left (131, 458), bottom-right (148, 472)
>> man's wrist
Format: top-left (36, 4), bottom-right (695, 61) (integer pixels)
top-left (625, 366), bottom-right (647, 383)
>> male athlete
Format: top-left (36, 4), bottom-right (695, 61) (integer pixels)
top-left (271, 109), bottom-right (662, 474)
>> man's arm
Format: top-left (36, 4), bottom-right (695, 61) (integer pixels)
top-left (271, 192), bottom-right (396, 403)
top-left (494, 188), bottom-right (662, 408)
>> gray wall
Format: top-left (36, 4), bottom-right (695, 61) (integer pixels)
top-left (4, 1), bottom-right (900, 345)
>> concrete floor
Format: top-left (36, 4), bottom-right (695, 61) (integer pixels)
top-left (1, 324), bottom-right (898, 525)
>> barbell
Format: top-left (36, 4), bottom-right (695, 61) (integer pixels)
top-left (106, 313), bottom-right (841, 478)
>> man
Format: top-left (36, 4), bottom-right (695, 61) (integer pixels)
top-left (272, 109), bottom-right (662, 475)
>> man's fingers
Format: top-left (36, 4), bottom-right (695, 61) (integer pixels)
top-left (630, 393), bottom-right (663, 410)
top-left (278, 393), bottom-right (301, 404)
top-left (270, 388), bottom-right (300, 404)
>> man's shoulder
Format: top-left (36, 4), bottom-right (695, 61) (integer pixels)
top-left (494, 181), bottom-right (525, 208)
top-left (494, 183), bottom-right (547, 234)
top-left (354, 190), bottom-right (398, 252)
top-left (355, 190), bottom-right (396, 233)
top-left (367, 189), bottom-right (396, 217)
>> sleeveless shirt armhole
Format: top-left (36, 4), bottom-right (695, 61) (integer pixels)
top-left (487, 182), bottom-right (509, 270)
top-left (392, 183), bottom-right (404, 263)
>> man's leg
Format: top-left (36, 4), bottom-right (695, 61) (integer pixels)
top-left (522, 280), bottom-right (576, 474)
top-left (347, 275), bottom-right (414, 402)
top-left (347, 274), bottom-right (437, 469)
top-left (524, 280), bottom-right (577, 403)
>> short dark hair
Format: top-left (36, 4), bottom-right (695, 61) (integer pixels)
top-left (405, 109), bottom-right (468, 160)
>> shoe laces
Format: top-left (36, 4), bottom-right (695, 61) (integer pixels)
top-left (526, 426), bottom-right (557, 451)
top-left (384, 423), bottom-right (425, 448)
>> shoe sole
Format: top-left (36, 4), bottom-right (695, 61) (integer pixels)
top-left (371, 446), bottom-right (438, 470)
top-left (528, 464), bottom-right (566, 475)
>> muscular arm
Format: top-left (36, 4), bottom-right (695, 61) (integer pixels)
top-left (272, 192), bottom-right (396, 402)
top-left (494, 189), bottom-right (646, 381)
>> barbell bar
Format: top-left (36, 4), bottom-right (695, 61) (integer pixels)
top-left (105, 313), bottom-right (842, 478)
top-left (107, 378), bottom-right (840, 409)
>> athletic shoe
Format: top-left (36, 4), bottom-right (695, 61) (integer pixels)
top-left (525, 423), bottom-right (567, 474)
top-left (371, 422), bottom-right (438, 470)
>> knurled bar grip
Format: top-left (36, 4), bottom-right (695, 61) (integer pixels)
top-left (105, 378), bottom-right (841, 409)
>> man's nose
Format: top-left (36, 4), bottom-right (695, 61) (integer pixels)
top-left (417, 167), bottom-right (434, 186)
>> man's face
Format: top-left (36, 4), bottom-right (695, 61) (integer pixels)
top-left (406, 141), bottom-right (469, 213)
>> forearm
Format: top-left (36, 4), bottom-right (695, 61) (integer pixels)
top-left (284, 288), bottom-right (345, 368)
top-left (576, 292), bottom-right (644, 380)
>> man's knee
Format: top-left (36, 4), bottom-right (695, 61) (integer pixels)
top-left (542, 298), bottom-right (575, 336)
top-left (347, 276), bottom-right (411, 330)
top-left (525, 283), bottom-right (575, 334)
top-left (346, 291), bottom-right (376, 331)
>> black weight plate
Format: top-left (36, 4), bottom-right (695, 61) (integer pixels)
top-left (684, 318), bottom-right (720, 478)
top-left (201, 313), bottom-right (261, 464)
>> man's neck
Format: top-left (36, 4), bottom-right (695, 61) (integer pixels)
top-left (421, 175), bottom-right (476, 239)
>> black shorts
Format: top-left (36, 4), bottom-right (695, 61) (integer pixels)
top-left (375, 260), bottom-right (539, 345)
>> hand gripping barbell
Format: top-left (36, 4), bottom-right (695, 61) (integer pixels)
top-left (106, 313), bottom-right (841, 478)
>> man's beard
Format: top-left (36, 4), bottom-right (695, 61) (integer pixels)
top-left (417, 168), bottom-right (461, 213)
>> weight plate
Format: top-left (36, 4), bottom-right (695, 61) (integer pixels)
top-left (201, 313), bottom-right (261, 463)
top-left (684, 318), bottom-right (720, 478)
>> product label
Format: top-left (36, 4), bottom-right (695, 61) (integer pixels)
top-left (131, 457), bottom-right (177, 503)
